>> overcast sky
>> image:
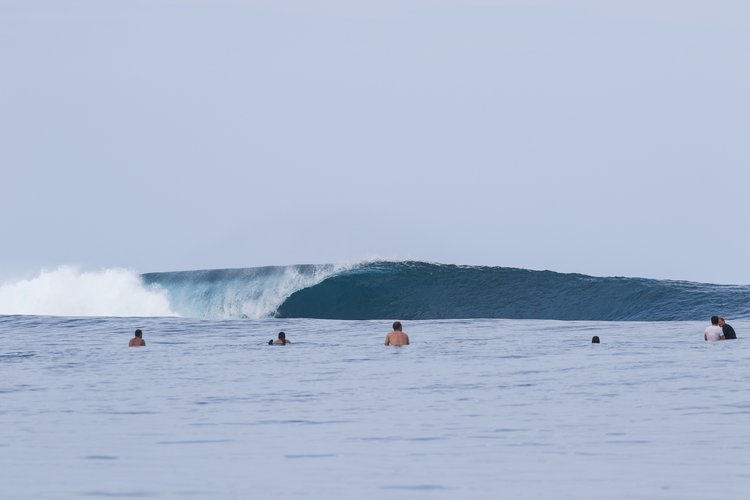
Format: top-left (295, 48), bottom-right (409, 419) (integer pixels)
top-left (1, 0), bottom-right (748, 284)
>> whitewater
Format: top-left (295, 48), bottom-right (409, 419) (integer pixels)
top-left (2, 261), bottom-right (749, 499)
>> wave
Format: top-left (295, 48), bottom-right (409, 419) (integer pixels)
top-left (2, 261), bottom-right (748, 320)
top-left (274, 261), bottom-right (750, 321)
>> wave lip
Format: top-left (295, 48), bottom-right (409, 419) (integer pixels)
top-left (0, 266), bottom-right (176, 317)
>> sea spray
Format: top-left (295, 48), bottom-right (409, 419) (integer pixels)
top-left (0, 266), bottom-right (176, 317)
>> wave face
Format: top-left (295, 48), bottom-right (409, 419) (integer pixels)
top-left (278, 261), bottom-right (750, 320)
top-left (143, 261), bottom-right (750, 321)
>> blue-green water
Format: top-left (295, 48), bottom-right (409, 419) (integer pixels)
top-left (143, 261), bottom-right (750, 320)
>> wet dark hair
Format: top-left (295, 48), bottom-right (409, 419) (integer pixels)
top-left (392, 321), bottom-right (402, 331)
top-left (711, 316), bottom-right (719, 325)
top-left (591, 336), bottom-right (600, 344)
top-left (134, 329), bottom-right (143, 337)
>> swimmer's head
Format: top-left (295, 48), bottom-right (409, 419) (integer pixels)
top-left (392, 321), bottom-right (402, 331)
top-left (711, 316), bottom-right (719, 325)
top-left (134, 329), bottom-right (143, 338)
top-left (591, 336), bottom-right (600, 344)
top-left (278, 331), bottom-right (286, 340)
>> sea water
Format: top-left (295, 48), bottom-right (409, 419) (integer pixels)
top-left (2, 316), bottom-right (748, 499)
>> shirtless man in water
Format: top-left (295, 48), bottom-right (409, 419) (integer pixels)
top-left (129, 329), bottom-right (146, 347)
top-left (385, 321), bottom-right (410, 346)
top-left (269, 331), bottom-right (291, 345)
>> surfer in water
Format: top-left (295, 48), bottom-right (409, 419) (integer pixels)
top-left (128, 329), bottom-right (146, 347)
top-left (385, 321), bottom-right (410, 346)
top-left (704, 316), bottom-right (725, 342)
top-left (718, 317), bottom-right (737, 340)
top-left (269, 331), bottom-right (291, 345)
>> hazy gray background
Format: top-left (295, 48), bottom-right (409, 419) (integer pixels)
top-left (1, 0), bottom-right (747, 284)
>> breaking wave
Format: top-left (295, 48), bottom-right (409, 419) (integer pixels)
top-left (2, 261), bottom-right (748, 320)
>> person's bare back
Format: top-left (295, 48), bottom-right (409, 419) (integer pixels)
top-left (128, 329), bottom-right (146, 347)
top-left (385, 321), bottom-right (410, 346)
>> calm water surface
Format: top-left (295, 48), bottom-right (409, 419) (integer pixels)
top-left (1, 316), bottom-right (748, 499)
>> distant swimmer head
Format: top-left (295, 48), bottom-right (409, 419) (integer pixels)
top-left (278, 331), bottom-right (286, 340)
top-left (711, 316), bottom-right (719, 325)
top-left (591, 336), bottom-right (600, 344)
top-left (135, 329), bottom-right (143, 338)
top-left (392, 321), bottom-right (402, 331)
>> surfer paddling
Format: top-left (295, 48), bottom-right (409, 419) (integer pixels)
top-left (269, 331), bottom-right (291, 345)
top-left (385, 321), bottom-right (410, 346)
top-left (128, 329), bottom-right (146, 347)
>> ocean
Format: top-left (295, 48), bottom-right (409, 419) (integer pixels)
top-left (1, 262), bottom-right (748, 499)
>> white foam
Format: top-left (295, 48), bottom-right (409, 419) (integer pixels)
top-left (197, 262), bottom-right (360, 319)
top-left (0, 266), bottom-right (177, 317)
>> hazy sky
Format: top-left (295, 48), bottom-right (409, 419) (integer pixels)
top-left (1, 0), bottom-right (748, 284)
